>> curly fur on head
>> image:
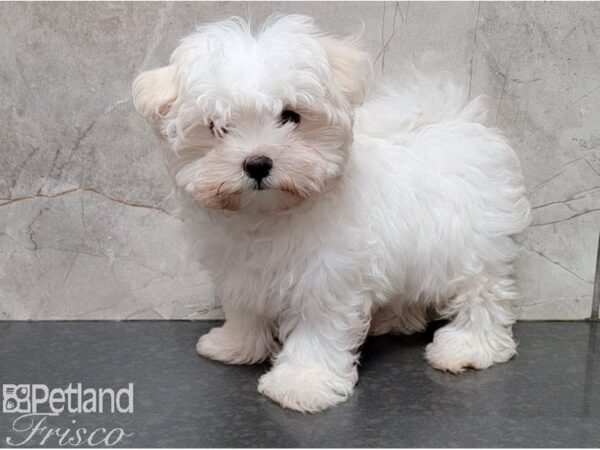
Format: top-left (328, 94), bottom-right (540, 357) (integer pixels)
top-left (133, 15), bottom-right (531, 413)
top-left (133, 15), bottom-right (369, 213)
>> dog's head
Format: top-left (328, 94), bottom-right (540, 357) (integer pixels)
top-left (133, 15), bottom-right (370, 214)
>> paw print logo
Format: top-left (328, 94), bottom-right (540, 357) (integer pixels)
top-left (3, 385), bottom-right (31, 413)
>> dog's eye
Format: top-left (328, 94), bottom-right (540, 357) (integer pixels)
top-left (280, 110), bottom-right (300, 125)
top-left (209, 121), bottom-right (228, 137)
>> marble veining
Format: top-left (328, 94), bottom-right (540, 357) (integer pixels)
top-left (1, 2), bottom-right (599, 319)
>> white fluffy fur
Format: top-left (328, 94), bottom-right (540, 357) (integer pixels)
top-left (132, 15), bottom-right (531, 413)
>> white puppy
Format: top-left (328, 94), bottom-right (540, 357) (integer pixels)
top-left (132, 15), bottom-right (531, 413)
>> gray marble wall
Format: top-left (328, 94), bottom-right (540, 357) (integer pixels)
top-left (1, 2), bottom-right (599, 320)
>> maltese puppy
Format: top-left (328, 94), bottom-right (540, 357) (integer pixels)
top-left (132, 15), bottom-right (531, 412)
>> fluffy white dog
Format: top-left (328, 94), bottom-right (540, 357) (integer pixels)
top-left (132, 15), bottom-right (531, 413)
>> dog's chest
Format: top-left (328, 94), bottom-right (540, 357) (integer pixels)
top-left (200, 219), bottom-right (329, 313)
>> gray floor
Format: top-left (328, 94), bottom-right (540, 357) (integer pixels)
top-left (0, 321), bottom-right (598, 447)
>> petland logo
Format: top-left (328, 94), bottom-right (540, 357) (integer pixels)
top-left (2, 383), bottom-right (134, 447)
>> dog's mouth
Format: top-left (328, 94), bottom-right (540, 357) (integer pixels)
top-left (250, 179), bottom-right (306, 200)
top-left (252, 180), bottom-right (268, 191)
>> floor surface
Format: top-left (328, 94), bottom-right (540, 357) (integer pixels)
top-left (0, 321), bottom-right (598, 447)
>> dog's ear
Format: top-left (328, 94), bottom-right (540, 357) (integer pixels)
top-left (132, 65), bottom-right (178, 130)
top-left (318, 36), bottom-right (371, 106)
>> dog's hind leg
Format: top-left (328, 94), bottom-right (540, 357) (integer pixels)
top-left (424, 273), bottom-right (518, 373)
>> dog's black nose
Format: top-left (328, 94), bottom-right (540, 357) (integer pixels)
top-left (243, 155), bottom-right (272, 184)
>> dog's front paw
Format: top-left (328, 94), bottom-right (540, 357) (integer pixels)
top-left (258, 363), bottom-right (356, 413)
top-left (196, 326), bottom-right (270, 365)
top-left (425, 326), bottom-right (516, 373)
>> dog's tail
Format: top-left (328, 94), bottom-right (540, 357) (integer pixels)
top-left (355, 70), bottom-right (488, 137)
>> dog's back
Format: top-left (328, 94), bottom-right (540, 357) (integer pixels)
top-left (355, 71), bottom-right (487, 137)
